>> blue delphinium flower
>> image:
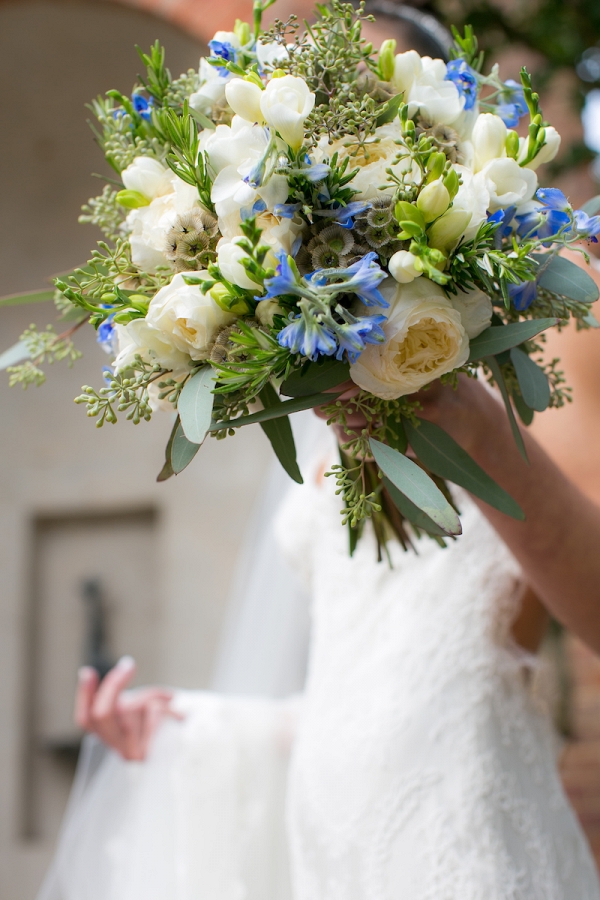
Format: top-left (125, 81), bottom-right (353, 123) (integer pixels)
top-left (241, 198), bottom-right (267, 221)
top-left (536, 188), bottom-right (570, 211)
top-left (509, 279), bottom-right (537, 311)
top-left (263, 251), bottom-right (304, 300)
top-left (278, 305), bottom-right (337, 360)
top-left (97, 316), bottom-right (117, 355)
top-left (209, 39), bottom-right (239, 75)
top-left (445, 59), bottom-right (478, 111)
top-left (331, 313), bottom-right (387, 362)
top-left (307, 252), bottom-right (388, 307)
top-left (302, 155), bottom-right (331, 183)
top-left (573, 208), bottom-right (600, 242)
top-left (313, 201), bottom-right (371, 229)
top-left (488, 205), bottom-right (517, 246)
top-left (516, 188), bottom-right (572, 243)
top-left (496, 79), bottom-right (528, 128)
top-left (132, 93), bottom-right (153, 121)
top-left (273, 202), bottom-right (303, 219)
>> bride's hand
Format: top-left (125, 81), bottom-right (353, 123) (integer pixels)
top-left (74, 656), bottom-right (183, 761)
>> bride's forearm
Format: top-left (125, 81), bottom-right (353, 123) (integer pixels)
top-left (429, 378), bottom-right (600, 651)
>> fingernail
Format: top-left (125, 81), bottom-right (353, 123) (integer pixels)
top-left (116, 655), bottom-right (135, 670)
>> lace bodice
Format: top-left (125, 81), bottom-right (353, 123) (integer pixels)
top-left (276, 472), bottom-right (600, 900)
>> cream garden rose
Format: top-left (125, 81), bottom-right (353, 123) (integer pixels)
top-left (349, 277), bottom-right (469, 399)
top-left (330, 123), bottom-right (420, 200)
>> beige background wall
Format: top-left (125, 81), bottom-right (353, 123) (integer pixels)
top-left (0, 3), bottom-right (271, 897)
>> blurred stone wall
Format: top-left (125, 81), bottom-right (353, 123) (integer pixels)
top-left (0, 3), bottom-right (271, 897)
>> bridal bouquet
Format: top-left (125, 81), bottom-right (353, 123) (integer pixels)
top-left (3, 0), bottom-right (600, 556)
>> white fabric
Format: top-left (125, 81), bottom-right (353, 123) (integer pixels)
top-left (38, 470), bottom-right (600, 900)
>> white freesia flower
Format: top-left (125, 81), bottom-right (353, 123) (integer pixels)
top-left (479, 157), bottom-right (537, 210)
top-left (472, 113), bottom-right (507, 172)
top-left (349, 277), bottom-right (469, 399)
top-left (126, 175), bottom-right (201, 272)
top-left (121, 157), bottom-right (173, 201)
top-left (145, 272), bottom-right (235, 360)
top-left (330, 123), bottom-right (420, 201)
top-left (518, 126), bottom-right (561, 170)
top-left (417, 180), bottom-right (450, 222)
top-left (226, 79), bottom-right (265, 124)
top-left (259, 75), bottom-right (315, 149)
top-left (388, 250), bottom-right (423, 284)
top-left (217, 238), bottom-right (264, 291)
top-left (255, 298), bottom-right (284, 326)
top-left (452, 165), bottom-right (490, 240)
top-left (392, 53), bottom-right (465, 126)
top-left (114, 319), bottom-right (190, 376)
top-left (256, 40), bottom-right (289, 71)
top-left (448, 288), bottom-right (492, 339)
top-left (189, 58), bottom-right (234, 117)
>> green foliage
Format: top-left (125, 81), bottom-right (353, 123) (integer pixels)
top-left (450, 25), bottom-right (484, 71)
top-left (136, 41), bottom-right (172, 105)
top-left (153, 105), bottom-right (214, 211)
top-left (74, 356), bottom-right (170, 426)
top-left (79, 185), bottom-right (126, 242)
top-left (7, 323), bottom-right (84, 388)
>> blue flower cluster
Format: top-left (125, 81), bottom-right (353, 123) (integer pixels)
top-left (209, 39), bottom-right (239, 76)
top-left (132, 93), bottom-right (153, 121)
top-left (445, 59), bottom-right (478, 111)
top-left (265, 252), bottom-right (388, 361)
top-left (517, 188), bottom-right (600, 244)
top-left (496, 80), bottom-right (528, 128)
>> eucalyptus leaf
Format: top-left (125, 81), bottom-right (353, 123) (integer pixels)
top-left (0, 288), bottom-right (55, 307)
top-left (281, 359), bottom-right (350, 397)
top-left (171, 421), bottom-right (201, 474)
top-left (583, 311), bottom-right (600, 329)
top-left (369, 438), bottom-right (462, 536)
top-left (0, 341), bottom-right (30, 370)
top-left (376, 92), bottom-right (404, 126)
top-left (178, 366), bottom-right (216, 444)
top-left (156, 416), bottom-right (178, 482)
top-left (258, 384), bottom-right (303, 484)
top-left (210, 391), bottom-right (338, 431)
top-left (404, 419), bottom-right (524, 520)
top-left (580, 195), bottom-right (600, 217)
top-left (382, 477), bottom-right (450, 536)
top-left (534, 254), bottom-right (599, 304)
top-left (468, 318), bottom-right (557, 363)
top-left (512, 390), bottom-right (534, 426)
top-left (510, 347), bottom-right (550, 412)
top-left (486, 356), bottom-right (529, 464)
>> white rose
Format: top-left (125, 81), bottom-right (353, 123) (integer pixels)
top-left (126, 175), bottom-right (201, 272)
top-left (259, 75), bottom-right (315, 149)
top-left (145, 272), bottom-right (235, 360)
top-left (448, 288), bottom-right (492, 339)
top-left (114, 319), bottom-right (190, 376)
top-left (405, 57), bottom-right (465, 127)
top-left (388, 250), bottom-right (423, 284)
top-left (225, 79), bottom-right (265, 124)
top-left (471, 113), bottom-right (507, 172)
top-left (349, 277), bottom-right (469, 399)
top-left (217, 238), bottom-right (263, 291)
top-left (330, 123), bottom-right (420, 201)
top-left (121, 157), bottom-right (173, 201)
top-left (479, 157), bottom-right (537, 210)
top-left (452, 165), bottom-right (490, 240)
top-left (518, 126), bottom-right (561, 170)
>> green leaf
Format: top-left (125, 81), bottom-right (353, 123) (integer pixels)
top-left (468, 318), bottom-right (557, 363)
top-left (583, 311), bottom-right (600, 329)
top-left (280, 359), bottom-right (350, 397)
top-left (580, 195), bottom-right (600, 217)
top-left (0, 288), bottom-right (55, 307)
top-left (156, 416), bottom-right (178, 482)
top-left (512, 390), bottom-right (534, 426)
top-left (486, 356), bottom-right (529, 464)
top-left (382, 477), bottom-right (451, 536)
top-left (404, 419), bottom-right (524, 520)
top-left (178, 366), bottom-right (216, 444)
top-left (376, 92), bottom-right (404, 126)
top-left (369, 438), bottom-right (462, 536)
top-left (534, 254), bottom-right (599, 304)
top-left (209, 391), bottom-right (339, 431)
top-left (258, 383), bottom-right (303, 484)
top-left (171, 420), bottom-right (201, 474)
top-left (0, 341), bottom-right (30, 370)
top-left (510, 347), bottom-right (550, 412)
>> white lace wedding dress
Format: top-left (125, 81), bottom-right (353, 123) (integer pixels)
top-left (39, 468), bottom-right (600, 900)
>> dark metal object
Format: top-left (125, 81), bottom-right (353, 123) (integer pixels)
top-left (364, 1), bottom-right (453, 62)
top-left (81, 577), bottom-right (115, 680)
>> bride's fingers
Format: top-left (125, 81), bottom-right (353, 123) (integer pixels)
top-left (115, 696), bottom-right (146, 761)
top-left (88, 656), bottom-right (137, 743)
top-left (138, 696), bottom-right (174, 759)
top-left (74, 666), bottom-right (99, 730)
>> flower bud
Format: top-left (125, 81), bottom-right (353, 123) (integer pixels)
top-left (115, 189), bottom-right (150, 209)
top-left (388, 250), bottom-right (423, 284)
top-left (378, 40), bottom-right (397, 82)
top-left (443, 168), bottom-right (460, 200)
top-left (394, 201), bottom-right (425, 230)
top-left (523, 125), bottom-right (561, 170)
top-left (209, 283), bottom-right (252, 316)
top-left (255, 298), bottom-right (283, 326)
top-left (234, 18), bottom-right (251, 46)
top-left (426, 151), bottom-right (446, 182)
top-left (225, 79), bottom-right (265, 124)
top-left (472, 113), bottom-right (507, 172)
top-left (416, 181), bottom-right (451, 223)
top-left (427, 209), bottom-right (472, 252)
top-left (505, 130), bottom-right (520, 160)
top-left (259, 74), bottom-right (315, 149)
